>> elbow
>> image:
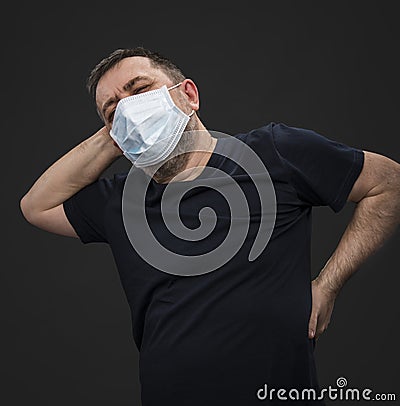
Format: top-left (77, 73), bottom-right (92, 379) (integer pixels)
top-left (20, 194), bottom-right (37, 225)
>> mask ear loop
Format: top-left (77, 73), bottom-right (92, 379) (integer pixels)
top-left (167, 82), bottom-right (182, 91)
top-left (168, 82), bottom-right (195, 117)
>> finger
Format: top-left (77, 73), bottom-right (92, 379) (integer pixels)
top-left (308, 311), bottom-right (318, 339)
top-left (315, 326), bottom-right (324, 340)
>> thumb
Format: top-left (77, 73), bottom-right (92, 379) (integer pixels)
top-left (308, 308), bottom-right (318, 339)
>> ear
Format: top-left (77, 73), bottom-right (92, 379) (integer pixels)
top-left (181, 79), bottom-right (200, 112)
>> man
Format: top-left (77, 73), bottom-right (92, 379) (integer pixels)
top-left (20, 47), bottom-right (400, 405)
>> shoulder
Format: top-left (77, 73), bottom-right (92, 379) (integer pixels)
top-left (239, 122), bottom-right (354, 161)
top-left (233, 122), bottom-right (276, 143)
top-left (103, 171), bottom-right (129, 188)
top-left (112, 171), bottom-right (129, 185)
top-left (77, 171), bottom-right (129, 202)
top-left (233, 122), bottom-right (318, 149)
top-left (230, 122), bottom-right (310, 163)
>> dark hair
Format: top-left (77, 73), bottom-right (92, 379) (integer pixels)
top-left (87, 47), bottom-right (186, 99)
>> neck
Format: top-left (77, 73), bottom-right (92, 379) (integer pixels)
top-left (155, 123), bottom-right (217, 184)
top-left (173, 130), bottom-right (217, 182)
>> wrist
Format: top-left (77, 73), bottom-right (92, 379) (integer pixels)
top-left (313, 273), bottom-right (340, 298)
top-left (91, 127), bottom-right (123, 160)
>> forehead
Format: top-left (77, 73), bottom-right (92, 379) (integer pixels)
top-left (95, 56), bottom-right (171, 108)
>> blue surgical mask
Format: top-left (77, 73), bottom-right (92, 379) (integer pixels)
top-left (110, 82), bottom-right (194, 168)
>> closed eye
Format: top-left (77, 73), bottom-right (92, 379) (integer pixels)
top-left (133, 85), bottom-right (150, 94)
top-left (108, 84), bottom-right (151, 123)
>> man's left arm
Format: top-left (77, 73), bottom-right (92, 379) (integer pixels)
top-left (308, 150), bottom-right (400, 339)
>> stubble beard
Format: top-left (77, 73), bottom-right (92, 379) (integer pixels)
top-left (141, 118), bottom-right (198, 183)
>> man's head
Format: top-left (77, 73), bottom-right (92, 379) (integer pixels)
top-left (87, 47), bottom-right (202, 182)
top-left (87, 47), bottom-right (199, 128)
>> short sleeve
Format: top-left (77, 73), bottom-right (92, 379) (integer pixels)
top-left (63, 176), bottom-right (116, 244)
top-left (271, 123), bottom-right (365, 212)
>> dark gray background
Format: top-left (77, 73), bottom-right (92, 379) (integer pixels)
top-left (3, 2), bottom-right (399, 405)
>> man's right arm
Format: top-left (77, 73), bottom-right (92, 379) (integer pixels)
top-left (20, 127), bottom-right (123, 237)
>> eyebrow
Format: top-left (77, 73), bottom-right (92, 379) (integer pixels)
top-left (101, 75), bottom-right (152, 119)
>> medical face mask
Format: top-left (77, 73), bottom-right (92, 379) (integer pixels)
top-left (110, 82), bottom-right (194, 168)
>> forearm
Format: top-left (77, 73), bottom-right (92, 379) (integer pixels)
top-left (21, 127), bottom-right (122, 214)
top-left (316, 190), bottom-right (400, 294)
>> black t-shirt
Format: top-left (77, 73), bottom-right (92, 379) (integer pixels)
top-left (63, 122), bottom-right (364, 406)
